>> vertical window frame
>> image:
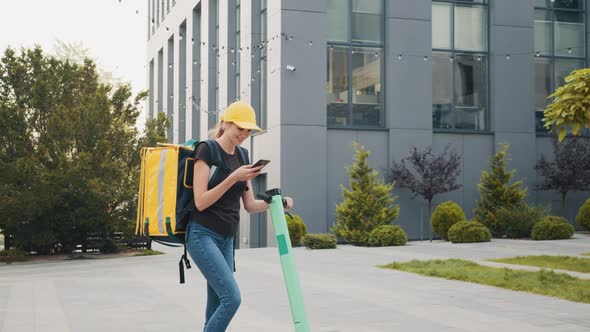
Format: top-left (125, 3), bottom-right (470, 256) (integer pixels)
top-left (327, 0), bottom-right (385, 129)
top-left (432, 0), bottom-right (489, 132)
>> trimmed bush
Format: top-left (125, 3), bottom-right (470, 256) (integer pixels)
top-left (431, 201), bottom-right (465, 241)
top-left (448, 221), bottom-right (491, 243)
top-left (368, 225), bottom-right (407, 247)
top-left (301, 233), bottom-right (337, 249)
top-left (531, 216), bottom-right (574, 240)
top-left (0, 249), bottom-right (30, 263)
top-left (494, 204), bottom-right (549, 238)
top-left (576, 198), bottom-right (590, 231)
top-left (286, 213), bottom-right (308, 246)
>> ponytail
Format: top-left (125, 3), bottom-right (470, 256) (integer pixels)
top-left (209, 120), bottom-right (225, 139)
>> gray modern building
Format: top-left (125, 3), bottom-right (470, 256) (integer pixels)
top-left (146, 0), bottom-right (590, 247)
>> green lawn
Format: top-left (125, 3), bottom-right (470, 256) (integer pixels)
top-left (134, 249), bottom-right (165, 256)
top-left (583, 253), bottom-right (590, 257)
top-left (380, 259), bottom-right (590, 304)
top-left (488, 255), bottom-right (590, 273)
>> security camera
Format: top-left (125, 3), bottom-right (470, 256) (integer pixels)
top-left (286, 65), bottom-right (296, 72)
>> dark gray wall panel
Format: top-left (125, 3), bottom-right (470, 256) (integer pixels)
top-left (386, 18), bottom-right (432, 130)
top-left (387, 0), bottom-right (431, 21)
top-left (280, 10), bottom-right (327, 126)
top-left (490, 0), bottom-right (534, 28)
top-left (282, 125), bottom-right (328, 233)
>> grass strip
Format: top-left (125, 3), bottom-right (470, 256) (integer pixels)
top-left (380, 259), bottom-right (590, 304)
top-left (582, 252), bottom-right (590, 257)
top-left (134, 249), bottom-right (165, 256)
top-left (488, 255), bottom-right (590, 273)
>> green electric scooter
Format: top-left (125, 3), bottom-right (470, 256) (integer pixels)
top-left (257, 188), bottom-right (310, 332)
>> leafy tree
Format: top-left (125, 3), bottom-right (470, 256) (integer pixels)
top-left (0, 46), bottom-right (152, 253)
top-left (333, 142), bottom-right (400, 245)
top-left (388, 145), bottom-right (462, 241)
top-left (535, 136), bottom-right (590, 210)
top-left (474, 144), bottom-right (527, 236)
top-left (543, 68), bottom-right (590, 141)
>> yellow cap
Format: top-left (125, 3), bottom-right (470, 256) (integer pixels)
top-left (220, 101), bottom-right (262, 131)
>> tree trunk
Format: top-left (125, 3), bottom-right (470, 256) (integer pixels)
top-left (428, 200), bottom-right (433, 242)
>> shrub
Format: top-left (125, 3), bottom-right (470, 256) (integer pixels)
top-left (0, 249), bottom-right (30, 264)
top-left (494, 204), bottom-right (549, 238)
top-left (100, 240), bottom-right (119, 254)
top-left (286, 213), bottom-right (307, 246)
top-left (576, 198), bottom-right (590, 231)
top-left (431, 201), bottom-right (465, 241)
top-left (448, 221), bottom-right (491, 243)
top-left (368, 225), bottom-right (407, 247)
top-left (531, 216), bottom-right (574, 240)
top-left (301, 233), bottom-right (337, 249)
top-left (474, 144), bottom-right (527, 236)
top-left (333, 143), bottom-right (400, 245)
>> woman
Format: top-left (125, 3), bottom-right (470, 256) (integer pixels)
top-left (187, 101), bottom-right (294, 331)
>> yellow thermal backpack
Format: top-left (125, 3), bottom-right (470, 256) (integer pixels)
top-left (135, 139), bottom-right (248, 283)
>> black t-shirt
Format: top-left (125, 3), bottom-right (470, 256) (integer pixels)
top-left (189, 141), bottom-right (248, 237)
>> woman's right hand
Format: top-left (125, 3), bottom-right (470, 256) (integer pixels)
top-left (231, 164), bottom-right (263, 182)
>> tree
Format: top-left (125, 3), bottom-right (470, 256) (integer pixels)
top-left (474, 143), bottom-right (527, 236)
top-left (333, 142), bottom-right (400, 245)
top-left (0, 46), bottom-right (151, 253)
top-left (543, 68), bottom-right (590, 141)
top-left (388, 145), bottom-right (462, 241)
top-left (535, 135), bottom-right (590, 212)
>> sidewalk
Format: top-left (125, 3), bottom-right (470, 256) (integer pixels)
top-left (0, 234), bottom-right (589, 332)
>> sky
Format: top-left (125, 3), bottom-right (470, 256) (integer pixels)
top-left (0, 0), bottom-right (148, 127)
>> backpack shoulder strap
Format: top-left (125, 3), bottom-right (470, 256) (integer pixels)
top-left (236, 146), bottom-right (250, 166)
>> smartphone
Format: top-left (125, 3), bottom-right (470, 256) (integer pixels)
top-left (252, 159), bottom-right (270, 169)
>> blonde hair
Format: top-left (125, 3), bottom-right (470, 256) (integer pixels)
top-left (209, 121), bottom-right (225, 139)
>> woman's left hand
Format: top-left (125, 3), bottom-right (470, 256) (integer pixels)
top-left (283, 196), bottom-right (294, 210)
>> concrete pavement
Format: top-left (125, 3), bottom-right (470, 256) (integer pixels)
top-left (0, 234), bottom-right (589, 332)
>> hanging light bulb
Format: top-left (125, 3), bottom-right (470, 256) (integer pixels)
top-left (505, 54), bottom-right (511, 60)
top-left (397, 54), bottom-right (403, 60)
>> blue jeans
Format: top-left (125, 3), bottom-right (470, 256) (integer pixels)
top-left (186, 222), bottom-right (241, 332)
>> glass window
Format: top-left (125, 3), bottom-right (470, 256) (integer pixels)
top-left (432, 3), bottom-right (452, 49)
top-left (352, 48), bottom-right (382, 126)
top-left (554, 11), bottom-right (585, 57)
top-left (454, 5), bottom-right (486, 51)
top-left (535, 10), bottom-right (552, 56)
top-left (432, 52), bottom-right (453, 129)
top-left (327, 0), bottom-right (383, 128)
top-left (454, 54), bottom-right (486, 130)
top-left (327, 0), bottom-right (349, 43)
top-left (432, 1), bottom-right (488, 131)
top-left (327, 47), bottom-right (350, 126)
top-left (534, 58), bottom-right (552, 113)
top-left (352, 0), bottom-right (381, 44)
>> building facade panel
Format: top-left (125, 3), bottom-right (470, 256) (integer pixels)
top-left (146, 0), bottom-right (590, 243)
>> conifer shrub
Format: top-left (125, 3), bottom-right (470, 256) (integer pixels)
top-left (301, 233), bottom-right (337, 249)
top-left (448, 221), bottom-right (491, 243)
top-left (368, 225), bottom-right (407, 247)
top-left (431, 201), bottom-right (465, 241)
top-left (333, 143), bottom-right (400, 245)
top-left (576, 198), bottom-right (590, 231)
top-left (531, 216), bottom-right (574, 240)
top-left (474, 144), bottom-right (527, 237)
top-left (286, 213), bottom-right (307, 246)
